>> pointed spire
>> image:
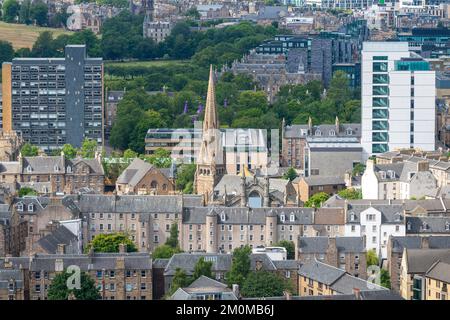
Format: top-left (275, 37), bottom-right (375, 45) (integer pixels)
top-left (203, 65), bottom-right (219, 131)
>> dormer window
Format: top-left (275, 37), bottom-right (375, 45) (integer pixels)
top-left (380, 171), bottom-right (386, 179)
top-left (409, 172), bottom-right (415, 180)
top-left (422, 222), bottom-right (428, 230)
top-left (28, 204), bottom-right (34, 212)
top-left (329, 130), bottom-right (335, 136)
top-left (346, 128), bottom-right (353, 135)
top-left (395, 213), bottom-right (402, 222)
top-left (290, 214), bottom-right (295, 222)
top-left (446, 222), bottom-right (450, 231)
top-left (54, 165), bottom-right (59, 172)
top-left (350, 213), bottom-right (356, 221)
top-left (315, 130), bottom-right (322, 136)
top-left (280, 214), bottom-right (285, 222)
top-left (388, 170), bottom-right (395, 179)
top-left (26, 165), bottom-right (32, 173)
top-left (220, 213), bottom-right (226, 222)
top-left (407, 221), bottom-right (412, 231)
top-left (17, 203), bottom-right (23, 212)
top-left (67, 166), bottom-right (72, 173)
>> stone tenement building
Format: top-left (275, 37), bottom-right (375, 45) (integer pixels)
top-left (0, 250), bottom-right (152, 300)
top-left (0, 153), bottom-right (104, 195)
top-left (0, 130), bottom-right (22, 162)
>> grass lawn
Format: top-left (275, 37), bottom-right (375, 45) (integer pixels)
top-left (0, 22), bottom-right (74, 49)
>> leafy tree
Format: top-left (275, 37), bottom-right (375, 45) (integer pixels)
top-left (275, 240), bottom-right (295, 260)
top-left (338, 188), bottom-right (362, 200)
top-left (367, 249), bottom-right (379, 267)
top-left (146, 148), bottom-right (172, 168)
top-left (165, 223), bottom-right (180, 248)
top-left (241, 271), bottom-right (292, 298)
top-left (282, 167), bottom-right (297, 182)
top-left (176, 164), bottom-right (196, 193)
top-left (81, 139), bottom-right (98, 158)
top-left (2, 0), bottom-right (20, 23)
top-left (30, 1), bottom-right (49, 26)
top-left (152, 244), bottom-right (183, 259)
top-left (352, 163), bottom-right (366, 176)
top-left (193, 257), bottom-right (213, 280)
top-left (0, 40), bottom-right (14, 67)
top-left (168, 268), bottom-right (192, 296)
top-left (85, 233), bottom-right (137, 253)
top-left (185, 7), bottom-right (200, 20)
top-left (61, 144), bottom-right (78, 160)
top-left (31, 31), bottom-right (55, 57)
top-left (380, 269), bottom-right (391, 289)
top-left (18, 187), bottom-right (37, 197)
top-left (48, 270), bottom-right (100, 300)
top-left (19, 0), bottom-right (31, 24)
top-left (20, 142), bottom-right (39, 156)
top-left (226, 245), bottom-right (251, 287)
top-left (123, 149), bottom-right (138, 159)
top-left (304, 192), bottom-right (330, 208)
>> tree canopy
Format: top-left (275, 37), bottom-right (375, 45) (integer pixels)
top-left (226, 245), bottom-right (252, 287)
top-left (337, 188), bottom-right (362, 200)
top-left (304, 192), bottom-right (330, 208)
top-left (275, 240), bottom-right (295, 260)
top-left (85, 233), bottom-right (137, 253)
top-left (47, 270), bottom-right (100, 300)
top-left (20, 142), bottom-right (39, 156)
top-left (241, 271), bottom-right (292, 298)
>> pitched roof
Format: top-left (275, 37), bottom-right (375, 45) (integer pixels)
top-left (425, 261), bottom-right (450, 283)
top-left (36, 225), bottom-right (79, 254)
top-left (22, 156), bottom-right (65, 174)
top-left (301, 176), bottom-right (346, 186)
top-left (298, 236), bottom-right (365, 254)
top-left (406, 249), bottom-right (450, 274)
top-left (298, 260), bottom-right (346, 285)
top-left (389, 236), bottom-right (450, 253)
top-left (116, 158), bottom-right (153, 186)
top-left (406, 216), bottom-right (450, 234)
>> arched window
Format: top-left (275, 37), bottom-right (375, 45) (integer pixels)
top-left (315, 130), bottom-right (321, 136)
top-left (150, 181), bottom-right (158, 189)
top-left (67, 166), bottom-right (72, 173)
top-left (329, 130), bottom-right (335, 136)
top-left (26, 165), bottom-right (32, 173)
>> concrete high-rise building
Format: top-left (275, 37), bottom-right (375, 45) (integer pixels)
top-left (361, 42), bottom-right (436, 160)
top-left (2, 45), bottom-right (103, 152)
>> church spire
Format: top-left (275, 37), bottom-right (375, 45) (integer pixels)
top-left (203, 65), bottom-right (219, 131)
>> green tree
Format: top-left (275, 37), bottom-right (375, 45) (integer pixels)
top-left (165, 223), bottom-right (179, 248)
top-left (304, 192), bottom-right (330, 208)
top-left (0, 40), bottom-right (14, 67)
top-left (61, 144), bottom-right (77, 160)
top-left (152, 244), bottom-right (183, 259)
top-left (367, 249), bottom-right (379, 267)
top-left (30, 1), bottom-right (48, 26)
top-left (275, 240), bottom-right (295, 260)
top-left (146, 148), bottom-right (172, 168)
top-left (193, 257), bottom-right (213, 280)
top-left (241, 271), bottom-right (292, 298)
top-left (282, 167), bottom-right (297, 181)
top-left (168, 268), bottom-right (192, 296)
top-left (19, 0), bottom-right (31, 24)
top-left (47, 270), bottom-right (100, 300)
top-left (380, 269), bottom-right (391, 289)
top-left (18, 187), bottom-right (37, 197)
top-left (185, 7), bottom-right (200, 20)
top-left (85, 233), bottom-right (137, 253)
top-left (352, 163), bottom-right (366, 176)
top-left (2, 0), bottom-right (20, 23)
top-left (338, 188), bottom-right (362, 200)
top-left (20, 142), bottom-right (39, 156)
top-left (31, 31), bottom-right (55, 57)
top-left (175, 163), bottom-right (196, 193)
top-left (226, 245), bottom-right (251, 287)
top-left (81, 139), bottom-right (98, 158)
top-left (123, 149), bottom-right (138, 159)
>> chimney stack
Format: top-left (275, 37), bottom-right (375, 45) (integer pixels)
top-left (353, 288), bottom-right (361, 300)
top-left (57, 244), bottom-right (66, 255)
top-left (417, 161), bottom-right (429, 172)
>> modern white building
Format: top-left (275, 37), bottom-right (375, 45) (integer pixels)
top-left (361, 42), bottom-right (436, 160)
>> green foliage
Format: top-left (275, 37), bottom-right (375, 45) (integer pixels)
top-left (75, 0), bottom-right (128, 7)
top-left (176, 164), bottom-right (196, 193)
top-left (20, 142), bottom-right (39, 156)
top-left (282, 167), bottom-right (297, 182)
top-left (123, 149), bottom-right (138, 159)
top-left (0, 40), bottom-right (14, 67)
top-left (19, 0), bottom-right (31, 24)
top-left (152, 244), bottom-right (183, 259)
top-left (165, 223), bottom-right (180, 248)
top-left (81, 139), bottom-right (97, 158)
top-left (61, 144), bottom-right (77, 159)
top-left (185, 7), bottom-right (200, 20)
top-left (145, 148), bottom-right (171, 168)
top-left (352, 163), bottom-right (366, 176)
top-left (168, 268), bottom-right (192, 296)
top-left (18, 187), bottom-right (37, 197)
top-left (2, 0), bottom-right (20, 23)
top-left (226, 245), bottom-right (252, 287)
top-left (48, 270), bottom-right (100, 300)
top-left (380, 269), bottom-right (391, 289)
top-left (85, 233), bottom-right (137, 253)
top-left (30, 1), bottom-right (48, 26)
top-left (275, 240), bottom-right (295, 260)
top-left (193, 257), bottom-right (213, 280)
top-left (367, 249), bottom-right (379, 267)
top-left (241, 271), bottom-right (292, 298)
top-left (304, 192), bottom-right (330, 208)
top-left (338, 188), bottom-right (362, 200)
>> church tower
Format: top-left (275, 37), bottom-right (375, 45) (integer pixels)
top-left (195, 65), bottom-right (225, 203)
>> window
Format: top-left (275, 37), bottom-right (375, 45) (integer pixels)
top-left (290, 214), bottom-right (295, 222)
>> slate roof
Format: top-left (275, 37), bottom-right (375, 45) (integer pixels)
top-left (298, 236), bottom-right (365, 254)
top-left (284, 123), bottom-right (361, 139)
top-left (406, 249), bottom-right (450, 274)
top-left (67, 158), bottom-right (104, 175)
top-left (331, 274), bottom-right (385, 294)
top-left (0, 270), bottom-right (24, 289)
top-left (425, 261), bottom-right (450, 283)
top-left (182, 207), bottom-right (314, 225)
top-left (22, 156), bottom-right (65, 174)
top-left (29, 253), bottom-right (152, 272)
top-left (185, 275), bottom-right (230, 292)
top-left (298, 260), bottom-right (346, 285)
top-left (152, 259), bottom-right (170, 269)
top-left (301, 176), bottom-right (346, 186)
top-left (406, 216), bottom-right (450, 234)
top-left (373, 163), bottom-right (405, 181)
top-left (389, 236), bottom-right (450, 253)
top-left (36, 225), bottom-right (79, 254)
top-left (345, 204), bottom-right (404, 224)
top-left (116, 158), bottom-right (153, 186)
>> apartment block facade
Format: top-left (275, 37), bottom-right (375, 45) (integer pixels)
top-left (361, 42), bottom-right (435, 160)
top-left (2, 45), bottom-right (103, 152)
